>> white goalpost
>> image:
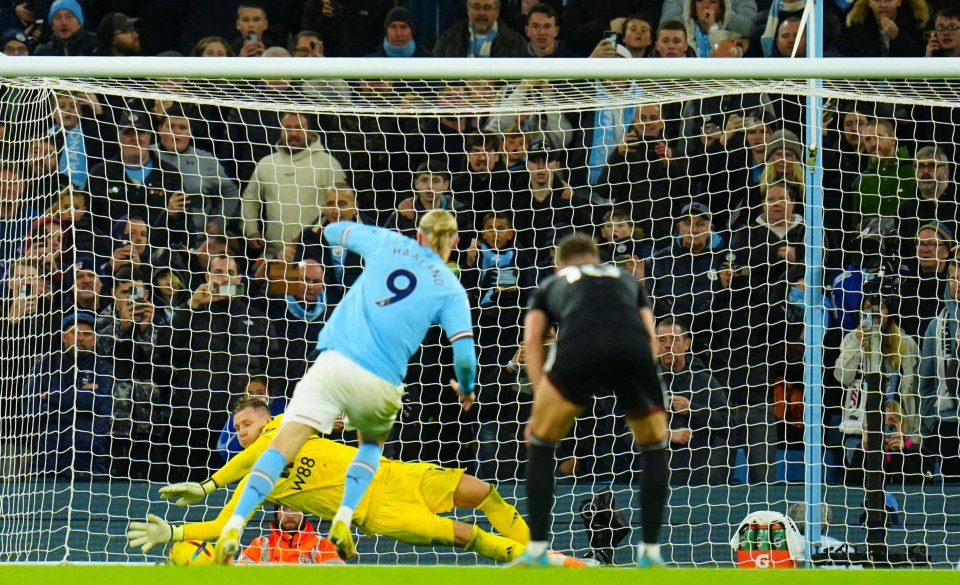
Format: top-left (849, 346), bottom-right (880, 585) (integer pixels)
top-left (0, 56), bottom-right (958, 566)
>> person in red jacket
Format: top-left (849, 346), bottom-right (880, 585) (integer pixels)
top-left (239, 505), bottom-right (342, 564)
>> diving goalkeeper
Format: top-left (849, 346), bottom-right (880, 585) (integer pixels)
top-left (127, 398), bottom-right (589, 566)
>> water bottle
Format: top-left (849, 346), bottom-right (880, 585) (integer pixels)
top-left (756, 524), bottom-right (771, 551)
top-left (770, 522), bottom-right (788, 551)
top-left (741, 524), bottom-right (756, 551)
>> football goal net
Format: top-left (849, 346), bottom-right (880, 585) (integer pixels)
top-left (0, 56), bottom-right (957, 567)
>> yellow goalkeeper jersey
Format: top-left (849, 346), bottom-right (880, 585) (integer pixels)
top-left (183, 415), bottom-right (400, 542)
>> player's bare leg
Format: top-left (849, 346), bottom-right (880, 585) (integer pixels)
top-left (329, 429), bottom-right (389, 561)
top-left (627, 411), bottom-right (669, 567)
top-left (509, 377), bottom-right (583, 568)
top-left (214, 422), bottom-right (317, 563)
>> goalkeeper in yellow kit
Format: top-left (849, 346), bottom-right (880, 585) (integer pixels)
top-left (127, 397), bottom-right (589, 566)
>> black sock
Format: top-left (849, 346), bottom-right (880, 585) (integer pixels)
top-left (525, 435), bottom-right (557, 543)
top-left (640, 447), bottom-right (669, 544)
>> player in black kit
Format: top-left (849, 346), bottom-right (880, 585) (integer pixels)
top-left (510, 233), bottom-right (668, 568)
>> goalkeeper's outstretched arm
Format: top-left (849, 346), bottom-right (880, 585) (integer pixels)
top-left (159, 422), bottom-right (276, 505)
top-left (128, 477), bottom-right (256, 551)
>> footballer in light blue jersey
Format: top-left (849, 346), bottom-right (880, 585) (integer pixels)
top-left (318, 221), bottom-right (476, 391)
top-left (213, 211), bottom-right (475, 564)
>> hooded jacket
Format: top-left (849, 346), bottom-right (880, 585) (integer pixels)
top-left (919, 290), bottom-right (960, 428)
top-left (842, 0), bottom-right (928, 56)
top-left (240, 519), bottom-right (341, 564)
top-left (242, 138), bottom-right (346, 258)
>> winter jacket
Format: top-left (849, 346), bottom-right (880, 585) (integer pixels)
top-left (432, 19), bottom-right (526, 57)
top-left (27, 348), bottom-right (113, 476)
top-left (660, 356), bottom-right (729, 445)
top-left (34, 29), bottom-right (101, 56)
top-left (919, 294), bottom-right (960, 429)
top-left (157, 144), bottom-right (241, 236)
top-left (242, 139), bottom-right (346, 258)
top-left (661, 0), bottom-right (758, 50)
top-left (851, 147), bottom-right (917, 226)
top-left (842, 0), bottom-right (928, 56)
top-left (647, 234), bottom-right (727, 321)
top-left (239, 520), bottom-right (341, 564)
top-left (834, 326), bottom-right (921, 438)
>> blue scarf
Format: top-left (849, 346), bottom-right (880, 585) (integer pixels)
top-left (694, 26), bottom-right (712, 58)
top-left (468, 22), bottom-right (498, 57)
top-left (587, 102), bottom-right (634, 186)
top-left (383, 38), bottom-right (417, 57)
top-left (479, 244), bottom-right (517, 306)
top-left (124, 159), bottom-right (155, 186)
top-left (59, 125), bottom-right (88, 190)
top-left (285, 292), bottom-right (326, 322)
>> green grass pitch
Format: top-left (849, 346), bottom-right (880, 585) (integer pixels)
top-left (1, 566), bottom-right (957, 585)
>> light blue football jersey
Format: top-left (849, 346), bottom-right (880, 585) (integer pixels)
top-left (316, 222), bottom-right (473, 384)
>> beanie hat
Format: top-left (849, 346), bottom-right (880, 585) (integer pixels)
top-left (766, 129), bottom-right (803, 163)
top-left (384, 6), bottom-right (416, 34)
top-left (49, 0), bottom-right (85, 27)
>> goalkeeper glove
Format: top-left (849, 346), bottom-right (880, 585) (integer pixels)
top-left (126, 514), bottom-right (184, 553)
top-left (158, 478), bottom-right (217, 506)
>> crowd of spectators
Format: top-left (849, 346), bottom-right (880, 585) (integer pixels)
top-left (0, 0), bottom-right (958, 493)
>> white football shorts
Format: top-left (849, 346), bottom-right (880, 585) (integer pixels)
top-left (282, 350), bottom-right (404, 438)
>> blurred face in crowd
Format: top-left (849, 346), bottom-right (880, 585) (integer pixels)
top-left (769, 147), bottom-right (798, 177)
top-left (861, 122), bottom-right (896, 159)
top-left (481, 216), bottom-right (514, 249)
top-left (527, 157), bottom-right (557, 187)
top-left (63, 322), bottom-right (95, 353)
top-left (159, 116), bottom-right (192, 153)
top-left (236, 6), bottom-right (269, 38)
top-left (694, 0), bottom-right (722, 28)
top-left (503, 134), bottom-right (528, 166)
top-left (657, 322), bottom-right (691, 372)
top-left (763, 185), bottom-right (795, 225)
top-left (3, 38), bottom-right (29, 56)
top-left (776, 19), bottom-right (805, 57)
top-left (56, 94), bottom-right (80, 130)
top-left (623, 18), bottom-right (653, 54)
top-left (30, 139), bottom-right (58, 176)
top-left (323, 186), bottom-right (358, 223)
top-left (525, 11), bottom-right (559, 55)
top-left (656, 28), bottom-right (688, 57)
top-left (114, 26), bottom-right (141, 55)
top-left (601, 216), bottom-right (634, 241)
top-left (52, 8), bottom-right (81, 42)
top-left (468, 145), bottom-right (499, 173)
top-left (124, 218), bottom-right (149, 258)
top-left (869, 0), bottom-right (900, 22)
top-left (275, 506), bottom-right (305, 533)
top-left (842, 112), bottom-right (867, 148)
top-left (206, 255), bottom-right (242, 295)
top-left (415, 172), bottom-right (449, 208)
top-left (949, 263), bottom-right (960, 301)
top-left (935, 16), bottom-right (960, 52)
top-left (0, 168), bottom-right (22, 208)
top-left (467, 0), bottom-right (500, 35)
top-left (280, 113), bottom-right (315, 152)
top-left (636, 105), bottom-right (665, 138)
top-left (677, 213), bottom-right (712, 253)
top-left (200, 40), bottom-right (231, 57)
top-left (118, 129), bottom-right (152, 166)
top-left (293, 34), bottom-right (323, 57)
top-left (386, 21), bottom-right (413, 47)
top-left (234, 405), bottom-right (270, 448)
top-left (916, 156), bottom-right (950, 198)
top-left (75, 267), bottom-right (102, 306)
top-left (746, 122), bottom-right (771, 154)
top-left (916, 227), bottom-right (949, 272)
top-left (301, 259), bottom-right (325, 303)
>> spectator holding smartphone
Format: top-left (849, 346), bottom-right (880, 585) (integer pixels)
top-left (233, 1), bottom-right (272, 57)
top-left (925, 8), bottom-right (960, 57)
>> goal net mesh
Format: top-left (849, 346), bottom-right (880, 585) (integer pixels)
top-left (1, 72), bottom-right (959, 566)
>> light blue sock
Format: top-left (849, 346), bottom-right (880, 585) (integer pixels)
top-left (340, 443), bottom-right (381, 512)
top-left (233, 447), bottom-right (287, 521)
